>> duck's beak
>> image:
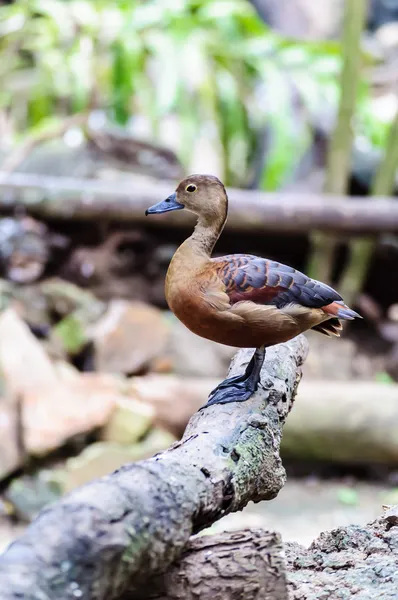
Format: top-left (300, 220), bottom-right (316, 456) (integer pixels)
top-left (145, 192), bottom-right (184, 216)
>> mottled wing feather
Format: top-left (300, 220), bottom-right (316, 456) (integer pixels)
top-left (212, 254), bottom-right (342, 309)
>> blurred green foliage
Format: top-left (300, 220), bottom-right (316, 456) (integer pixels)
top-left (0, 0), bottom-right (391, 187)
top-left (375, 371), bottom-right (395, 384)
top-left (337, 487), bottom-right (359, 506)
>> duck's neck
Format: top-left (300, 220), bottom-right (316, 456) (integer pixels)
top-left (165, 206), bottom-right (227, 301)
top-left (188, 210), bottom-right (227, 258)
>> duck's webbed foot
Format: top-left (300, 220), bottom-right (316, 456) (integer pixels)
top-left (202, 346), bottom-right (266, 408)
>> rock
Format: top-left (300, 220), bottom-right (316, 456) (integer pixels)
top-left (41, 337), bottom-right (68, 363)
top-left (0, 282), bottom-right (54, 336)
top-left (128, 374), bottom-right (214, 436)
top-left (285, 510), bottom-right (398, 599)
top-left (91, 300), bottom-right (169, 374)
top-left (100, 398), bottom-right (154, 444)
top-left (145, 426), bottom-right (177, 449)
top-left (63, 230), bottom-right (150, 289)
top-left (0, 280), bottom-right (14, 312)
top-left (5, 473), bottom-right (62, 521)
top-left (150, 355), bottom-right (174, 373)
top-left (86, 127), bottom-right (184, 180)
top-left (0, 516), bottom-right (25, 554)
top-left (81, 372), bottom-right (127, 390)
top-left (40, 278), bottom-right (105, 318)
top-left (165, 313), bottom-right (236, 377)
top-left (0, 399), bottom-right (21, 480)
top-left (12, 127), bottom-right (183, 180)
top-left (22, 374), bottom-right (125, 455)
top-left (0, 216), bottom-right (49, 284)
top-left (12, 285), bottom-right (51, 333)
top-left (383, 504), bottom-right (398, 527)
top-left (61, 428), bottom-right (176, 492)
top-left (53, 361), bottom-right (80, 381)
top-left (0, 308), bottom-right (57, 396)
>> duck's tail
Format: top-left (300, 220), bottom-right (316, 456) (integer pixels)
top-left (312, 300), bottom-right (361, 337)
top-left (322, 300), bottom-right (362, 321)
top-left (312, 317), bottom-right (343, 337)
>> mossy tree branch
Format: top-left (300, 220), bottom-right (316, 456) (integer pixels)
top-left (0, 337), bottom-right (307, 600)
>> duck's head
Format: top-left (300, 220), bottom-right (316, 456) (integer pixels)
top-left (145, 174), bottom-right (227, 221)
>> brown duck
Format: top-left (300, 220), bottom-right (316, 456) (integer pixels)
top-left (146, 174), bottom-right (361, 407)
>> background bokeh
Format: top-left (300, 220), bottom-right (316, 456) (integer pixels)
top-left (1, 0), bottom-right (398, 552)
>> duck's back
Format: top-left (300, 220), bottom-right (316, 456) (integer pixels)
top-left (211, 254), bottom-right (343, 310)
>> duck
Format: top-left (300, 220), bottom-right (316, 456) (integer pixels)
top-left (145, 174), bottom-right (361, 407)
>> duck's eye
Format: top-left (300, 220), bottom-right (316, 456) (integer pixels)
top-left (186, 184), bottom-right (197, 193)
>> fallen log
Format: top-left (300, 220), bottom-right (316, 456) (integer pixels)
top-left (133, 529), bottom-right (287, 600)
top-left (0, 172), bottom-right (397, 233)
top-left (282, 380), bottom-right (398, 464)
top-left (0, 336), bottom-right (307, 600)
top-left (131, 376), bottom-right (398, 465)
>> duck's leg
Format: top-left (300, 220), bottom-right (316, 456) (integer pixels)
top-left (202, 346), bottom-right (266, 408)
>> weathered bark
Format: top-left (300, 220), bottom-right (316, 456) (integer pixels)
top-left (132, 529), bottom-right (288, 600)
top-left (0, 336), bottom-right (308, 600)
top-left (0, 172), bottom-right (397, 233)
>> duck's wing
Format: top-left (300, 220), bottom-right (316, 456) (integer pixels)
top-left (211, 254), bottom-right (343, 310)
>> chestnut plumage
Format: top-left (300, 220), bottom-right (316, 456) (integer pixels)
top-left (146, 174), bottom-right (361, 407)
